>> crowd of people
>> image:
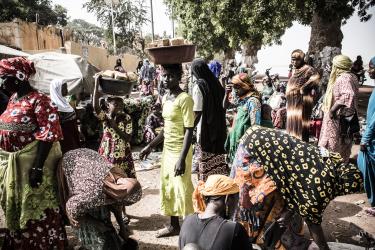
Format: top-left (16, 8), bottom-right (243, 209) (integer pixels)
top-left (0, 52), bottom-right (374, 250)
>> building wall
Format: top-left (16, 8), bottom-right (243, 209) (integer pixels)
top-left (0, 19), bottom-right (71, 51)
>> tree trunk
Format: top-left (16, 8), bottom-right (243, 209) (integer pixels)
top-left (307, 11), bottom-right (343, 94)
top-left (308, 11), bottom-right (343, 56)
top-left (241, 40), bottom-right (262, 74)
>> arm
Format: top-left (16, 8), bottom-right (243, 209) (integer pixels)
top-left (139, 130), bottom-right (164, 160)
top-left (223, 85), bottom-right (232, 109)
top-left (92, 76), bottom-right (102, 115)
top-left (360, 112), bottom-right (375, 150)
top-left (194, 111), bottom-right (202, 127)
top-left (29, 141), bottom-right (53, 188)
top-left (175, 127), bottom-right (194, 176)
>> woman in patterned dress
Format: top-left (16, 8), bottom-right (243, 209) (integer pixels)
top-left (93, 76), bottom-right (136, 226)
top-left (224, 73), bottom-right (262, 166)
top-left (232, 126), bottom-right (363, 250)
top-left (286, 49), bottom-right (320, 142)
top-left (0, 57), bottom-right (66, 249)
top-left (140, 64), bottom-right (195, 238)
top-left (319, 55), bottom-right (359, 162)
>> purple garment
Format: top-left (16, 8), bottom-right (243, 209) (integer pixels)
top-left (208, 60), bottom-right (222, 79)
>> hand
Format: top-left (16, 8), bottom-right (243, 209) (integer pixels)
top-left (139, 145), bottom-right (152, 160)
top-left (67, 212), bottom-right (79, 227)
top-left (360, 143), bottom-right (367, 151)
top-left (225, 84), bottom-right (233, 94)
top-left (174, 158), bottom-right (186, 177)
top-left (29, 167), bottom-right (43, 188)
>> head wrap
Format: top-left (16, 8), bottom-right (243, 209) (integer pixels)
top-left (0, 57), bottom-right (35, 82)
top-left (193, 175), bottom-right (239, 213)
top-left (49, 79), bottom-right (74, 113)
top-left (322, 55), bottom-right (352, 113)
top-left (208, 60), bottom-right (222, 79)
top-left (232, 73), bottom-right (260, 99)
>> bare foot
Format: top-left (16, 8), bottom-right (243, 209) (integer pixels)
top-left (155, 225), bottom-right (180, 238)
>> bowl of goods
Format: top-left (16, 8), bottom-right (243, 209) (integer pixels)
top-left (146, 38), bottom-right (196, 65)
top-left (97, 70), bottom-right (138, 96)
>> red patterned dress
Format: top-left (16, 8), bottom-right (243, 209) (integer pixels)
top-left (0, 91), bottom-right (66, 249)
top-left (97, 111), bottom-right (136, 178)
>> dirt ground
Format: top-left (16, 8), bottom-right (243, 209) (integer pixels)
top-left (1, 86), bottom-right (375, 249)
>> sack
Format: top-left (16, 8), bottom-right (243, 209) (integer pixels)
top-left (339, 110), bottom-right (360, 137)
top-left (102, 167), bottom-right (141, 202)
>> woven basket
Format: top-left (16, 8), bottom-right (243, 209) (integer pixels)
top-left (146, 45), bottom-right (196, 65)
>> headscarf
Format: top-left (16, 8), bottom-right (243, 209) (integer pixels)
top-left (193, 175), bottom-right (239, 213)
top-left (231, 73), bottom-right (260, 99)
top-left (208, 60), bottom-right (222, 79)
top-left (322, 55), bottom-right (353, 113)
top-left (191, 58), bottom-right (227, 153)
top-left (49, 79), bottom-right (74, 113)
top-left (0, 57), bottom-right (35, 82)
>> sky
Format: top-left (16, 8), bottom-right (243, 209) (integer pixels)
top-left (53, 0), bottom-right (375, 77)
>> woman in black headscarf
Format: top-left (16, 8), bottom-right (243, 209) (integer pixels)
top-left (191, 58), bottom-right (229, 181)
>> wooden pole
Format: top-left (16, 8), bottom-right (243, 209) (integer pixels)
top-left (150, 0), bottom-right (154, 41)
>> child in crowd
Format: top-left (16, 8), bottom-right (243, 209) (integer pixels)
top-left (92, 77), bottom-right (136, 239)
top-left (143, 103), bottom-right (164, 145)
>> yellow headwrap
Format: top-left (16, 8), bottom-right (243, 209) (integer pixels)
top-left (322, 55), bottom-right (353, 113)
top-left (192, 175), bottom-right (239, 213)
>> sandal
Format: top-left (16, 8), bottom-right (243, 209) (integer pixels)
top-left (155, 226), bottom-right (180, 238)
top-left (365, 207), bottom-right (375, 217)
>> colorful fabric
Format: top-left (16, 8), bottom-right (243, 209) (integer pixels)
top-left (286, 64), bottom-right (319, 141)
top-left (272, 107), bottom-right (287, 129)
top-left (0, 91), bottom-right (63, 152)
top-left (357, 88), bottom-right (375, 206)
top-left (50, 79), bottom-right (74, 113)
top-left (235, 126), bottom-right (363, 224)
top-left (322, 55), bottom-right (353, 113)
top-left (61, 148), bottom-right (142, 221)
top-left (197, 145), bottom-right (229, 182)
top-left (225, 96), bottom-right (261, 163)
top-left (2, 208), bottom-right (66, 250)
top-left (160, 92), bottom-right (194, 216)
top-left (0, 140), bottom-right (62, 230)
top-left (0, 57), bottom-right (35, 82)
top-left (97, 110), bottom-right (136, 178)
top-left (193, 174), bottom-right (239, 213)
top-left (319, 72), bottom-right (358, 162)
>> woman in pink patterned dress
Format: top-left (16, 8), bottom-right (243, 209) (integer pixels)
top-left (0, 57), bottom-right (66, 249)
top-left (319, 55), bottom-right (359, 162)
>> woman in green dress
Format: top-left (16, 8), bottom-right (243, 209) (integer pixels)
top-left (140, 63), bottom-right (195, 238)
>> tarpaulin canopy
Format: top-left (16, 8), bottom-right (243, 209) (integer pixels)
top-left (29, 52), bottom-right (99, 94)
top-left (0, 45), bottom-right (30, 58)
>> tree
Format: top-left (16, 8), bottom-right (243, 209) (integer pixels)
top-left (84, 0), bottom-right (149, 56)
top-left (165, 0), bottom-right (295, 65)
top-left (0, 0), bottom-right (68, 26)
top-left (67, 19), bottom-right (105, 47)
top-left (293, 0), bottom-right (375, 56)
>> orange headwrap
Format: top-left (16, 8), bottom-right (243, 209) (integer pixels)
top-left (192, 175), bottom-right (239, 213)
top-left (231, 73), bottom-right (260, 99)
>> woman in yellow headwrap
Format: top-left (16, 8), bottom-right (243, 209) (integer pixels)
top-left (319, 55), bottom-right (359, 162)
top-left (179, 175), bottom-right (251, 250)
top-left (224, 73), bottom-right (262, 165)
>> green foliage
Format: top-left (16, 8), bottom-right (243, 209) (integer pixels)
top-left (67, 19), bottom-right (105, 46)
top-left (84, 0), bottom-right (149, 56)
top-left (165, 0), bottom-right (374, 58)
top-left (0, 0), bottom-right (68, 26)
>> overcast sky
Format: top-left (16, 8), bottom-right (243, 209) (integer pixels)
top-left (53, 0), bottom-right (375, 77)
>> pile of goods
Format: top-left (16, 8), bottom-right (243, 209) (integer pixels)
top-left (146, 38), bottom-right (196, 65)
top-left (95, 70), bottom-right (138, 96)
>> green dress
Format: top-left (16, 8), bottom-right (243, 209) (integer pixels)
top-left (161, 92), bottom-right (194, 216)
